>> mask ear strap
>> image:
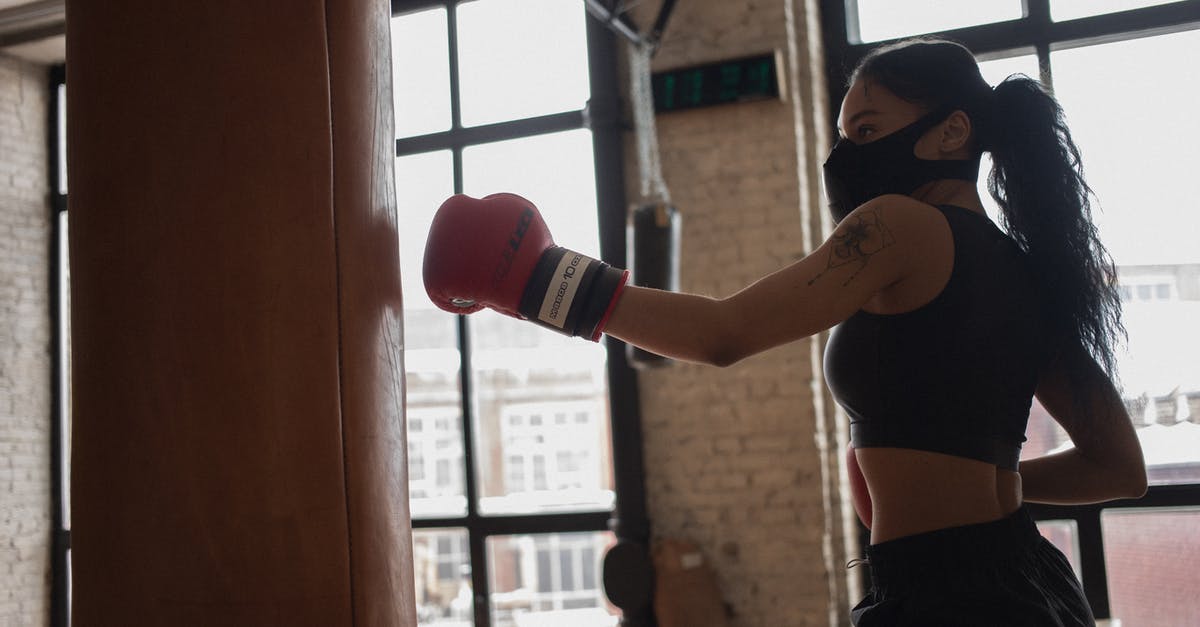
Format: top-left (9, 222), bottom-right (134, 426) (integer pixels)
top-left (912, 105), bottom-right (957, 136)
top-left (927, 152), bottom-right (982, 183)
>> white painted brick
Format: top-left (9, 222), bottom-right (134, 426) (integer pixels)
top-left (0, 52), bottom-right (51, 627)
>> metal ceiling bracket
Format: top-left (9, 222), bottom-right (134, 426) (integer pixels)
top-left (583, 0), bottom-right (677, 55)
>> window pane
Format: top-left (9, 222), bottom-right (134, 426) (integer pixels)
top-left (1102, 508), bottom-right (1200, 626)
top-left (1035, 519), bottom-right (1081, 581)
top-left (487, 532), bottom-right (618, 627)
top-left (975, 53), bottom-right (1041, 223)
top-left (462, 129), bottom-right (600, 253)
top-left (457, 0), bottom-right (591, 126)
top-left (853, 0), bottom-right (1023, 44)
top-left (59, 210), bottom-right (71, 528)
top-left (1052, 0), bottom-right (1179, 21)
top-left (1051, 30), bottom-right (1200, 485)
top-left (976, 52), bottom-right (1041, 89)
top-left (413, 529), bottom-right (474, 626)
top-left (57, 83), bottom-right (67, 194)
top-left (463, 130), bottom-right (615, 515)
top-left (397, 151), bottom-right (467, 517)
top-left (1021, 398), bottom-right (1071, 462)
top-left (392, 8), bottom-right (452, 138)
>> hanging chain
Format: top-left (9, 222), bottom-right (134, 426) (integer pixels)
top-left (628, 40), bottom-right (670, 206)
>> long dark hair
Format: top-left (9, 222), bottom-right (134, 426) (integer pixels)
top-left (850, 37), bottom-right (1125, 383)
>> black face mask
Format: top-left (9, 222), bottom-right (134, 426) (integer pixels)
top-left (822, 107), bottom-right (981, 223)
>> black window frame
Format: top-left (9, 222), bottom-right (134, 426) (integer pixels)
top-left (819, 0), bottom-right (1200, 619)
top-left (49, 62), bottom-right (69, 627)
top-left (390, 2), bottom-right (648, 626)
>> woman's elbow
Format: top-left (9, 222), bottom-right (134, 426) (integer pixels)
top-left (704, 321), bottom-right (763, 367)
top-left (1106, 454), bottom-right (1148, 500)
top-left (698, 301), bottom-right (752, 367)
top-left (705, 344), bottom-right (746, 368)
top-left (1123, 464), bottom-right (1148, 500)
top-left (1121, 442), bottom-right (1149, 499)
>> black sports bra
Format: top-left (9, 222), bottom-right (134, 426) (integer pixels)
top-left (823, 204), bottom-right (1050, 471)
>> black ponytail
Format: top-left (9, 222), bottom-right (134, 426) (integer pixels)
top-left (852, 37), bottom-right (1125, 384)
top-left (986, 75), bottom-right (1124, 379)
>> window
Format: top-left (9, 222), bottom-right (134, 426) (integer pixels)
top-left (392, 2), bottom-right (631, 625)
top-left (487, 532), bottom-right (615, 625)
top-left (494, 401), bottom-right (606, 512)
top-left (49, 64), bottom-right (70, 627)
top-left (850, 0), bottom-right (1023, 44)
top-left (821, 1), bottom-right (1200, 622)
top-left (414, 529), bottom-right (473, 624)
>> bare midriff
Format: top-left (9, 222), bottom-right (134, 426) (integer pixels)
top-left (852, 446), bottom-right (1023, 545)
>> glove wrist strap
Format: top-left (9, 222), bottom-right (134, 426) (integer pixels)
top-left (518, 246), bottom-right (628, 340)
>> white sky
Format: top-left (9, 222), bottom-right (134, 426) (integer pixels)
top-left (392, 1), bottom-right (597, 315)
top-left (855, 0), bottom-right (1182, 42)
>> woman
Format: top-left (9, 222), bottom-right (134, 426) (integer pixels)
top-left (422, 37), bottom-right (1147, 626)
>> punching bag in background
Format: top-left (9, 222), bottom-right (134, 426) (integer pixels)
top-left (66, 1), bottom-right (417, 626)
top-left (625, 41), bottom-right (681, 369)
top-left (626, 202), bottom-right (681, 368)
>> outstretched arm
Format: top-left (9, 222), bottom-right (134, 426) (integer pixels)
top-left (422, 192), bottom-right (947, 363)
top-left (602, 194), bottom-right (942, 365)
top-left (1019, 346), bottom-right (1148, 504)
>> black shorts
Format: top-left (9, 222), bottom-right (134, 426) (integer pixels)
top-left (851, 506), bottom-right (1095, 626)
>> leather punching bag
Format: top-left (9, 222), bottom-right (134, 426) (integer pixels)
top-left (626, 202), bottom-right (680, 368)
top-left (66, 1), bottom-right (417, 625)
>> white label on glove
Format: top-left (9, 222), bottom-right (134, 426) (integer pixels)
top-left (538, 251), bottom-right (590, 329)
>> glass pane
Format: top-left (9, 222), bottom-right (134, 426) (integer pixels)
top-left (65, 548), bottom-right (72, 625)
top-left (1102, 508), bottom-right (1200, 626)
top-left (462, 129), bottom-right (600, 250)
top-left (975, 53), bottom-right (1041, 223)
top-left (457, 0), bottom-right (591, 126)
top-left (1051, 30), bottom-right (1200, 485)
top-left (59, 210), bottom-right (71, 528)
top-left (1021, 397), bottom-right (1071, 462)
top-left (1035, 519), bottom-right (1081, 581)
top-left (487, 532), bottom-right (618, 627)
top-left (397, 151), bottom-right (468, 517)
top-left (392, 8), bottom-right (452, 138)
top-left (57, 83), bottom-right (67, 195)
top-left (413, 528), bottom-right (474, 625)
top-left (853, 0), bottom-right (1023, 44)
top-left (1052, 0), bottom-right (1179, 21)
top-left (463, 130), bottom-right (615, 515)
top-left (976, 51), bottom-right (1040, 86)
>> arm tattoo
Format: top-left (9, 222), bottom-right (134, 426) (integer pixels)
top-left (808, 207), bottom-right (896, 287)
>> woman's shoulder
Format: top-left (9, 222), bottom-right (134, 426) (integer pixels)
top-left (848, 195), bottom-right (961, 266)
top-left (849, 194), bottom-right (958, 237)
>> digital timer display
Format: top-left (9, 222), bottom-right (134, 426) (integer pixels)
top-left (651, 52), bottom-right (781, 113)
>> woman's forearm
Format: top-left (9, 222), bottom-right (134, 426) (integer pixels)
top-left (1019, 448), bottom-right (1147, 505)
top-left (1023, 346), bottom-right (1148, 505)
top-left (602, 285), bottom-right (742, 367)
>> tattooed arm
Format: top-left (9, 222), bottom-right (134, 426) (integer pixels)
top-left (603, 194), bottom-right (950, 365)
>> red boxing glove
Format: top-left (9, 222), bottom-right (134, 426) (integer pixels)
top-left (422, 193), bottom-right (629, 341)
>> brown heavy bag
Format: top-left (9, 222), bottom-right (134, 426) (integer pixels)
top-left (66, 1), bottom-right (416, 625)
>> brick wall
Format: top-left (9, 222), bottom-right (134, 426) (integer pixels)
top-left (622, 1), bottom-right (855, 625)
top-left (0, 52), bottom-right (51, 627)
